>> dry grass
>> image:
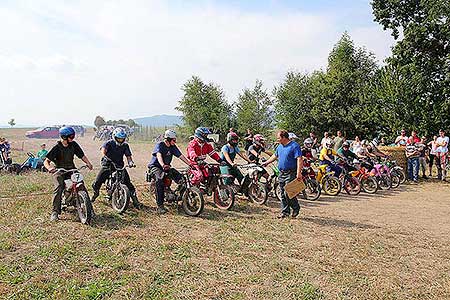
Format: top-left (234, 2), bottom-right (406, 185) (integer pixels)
top-left (0, 128), bottom-right (449, 300)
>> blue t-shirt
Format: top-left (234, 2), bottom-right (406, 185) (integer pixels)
top-left (220, 144), bottom-right (240, 164)
top-left (149, 141), bottom-right (182, 168)
top-left (102, 140), bottom-right (132, 168)
top-left (275, 141), bottom-right (302, 171)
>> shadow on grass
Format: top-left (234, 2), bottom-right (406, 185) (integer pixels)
top-left (301, 215), bottom-right (381, 229)
top-left (91, 212), bottom-right (145, 230)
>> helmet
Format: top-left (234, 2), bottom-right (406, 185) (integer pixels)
top-left (59, 127), bottom-right (75, 140)
top-left (227, 132), bottom-right (239, 142)
top-left (113, 127), bottom-right (127, 144)
top-left (253, 134), bottom-right (265, 146)
top-left (288, 132), bottom-right (298, 140)
top-left (371, 138), bottom-right (379, 147)
top-left (303, 138), bottom-right (313, 148)
top-left (325, 141), bottom-right (333, 149)
top-left (342, 141), bottom-right (350, 147)
top-left (164, 129), bottom-right (177, 140)
top-left (194, 127), bottom-right (211, 142)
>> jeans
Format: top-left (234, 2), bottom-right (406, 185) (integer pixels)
top-left (278, 170), bottom-right (300, 216)
top-left (418, 157), bottom-right (427, 176)
top-left (407, 157), bottom-right (419, 181)
top-left (320, 160), bottom-right (342, 177)
top-left (219, 165), bottom-right (244, 185)
top-left (92, 164), bottom-right (136, 194)
top-left (148, 166), bottom-right (182, 206)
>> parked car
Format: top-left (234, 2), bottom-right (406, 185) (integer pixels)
top-left (26, 126), bottom-right (60, 139)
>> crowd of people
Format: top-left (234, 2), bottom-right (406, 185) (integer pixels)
top-left (1, 125), bottom-right (448, 221)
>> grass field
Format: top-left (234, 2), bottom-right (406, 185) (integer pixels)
top-left (0, 128), bottom-right (449, 299)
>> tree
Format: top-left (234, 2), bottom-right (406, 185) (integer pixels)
top-left (372, 0), bottom-right (450, 134)
top-left (235, 80), bottom-right (273, 136)
top-left (94, 116), bottom-right (106, 128)
top-left (176, 76), bottom-right (232, 134)
top-left (8, 119), bottom-right (15, 127)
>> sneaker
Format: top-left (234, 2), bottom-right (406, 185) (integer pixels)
top-left (157, 206), bottom-right (168, 214)
top-left (50, 212), bottom-right (59, 222)
top-left (277, 213), bottom-right (289, 219)
top-left (292, 209), bottom-right (300, 218)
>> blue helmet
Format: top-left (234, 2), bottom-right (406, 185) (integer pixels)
top-left (194, 127), bottom-right (211, 142)
top-left (59, 126), bottom-right (75, 139)
top-left (113, 127), bottom-right (127, 144)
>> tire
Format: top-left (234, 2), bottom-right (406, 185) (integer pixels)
top-left (360, 176), bottom-right (378, 194)
top-left (182, 187), bottom-right (204, 217)
top-left (392, 168), bottom-right (406, 184)
top-left (378, 174), bottom-right (392, 190)
top-left (390, 173), bottom-right (400, 188)
top-left (76, 190), bottom-right (93, 225)
top-left (322, 175), bottom-right (341, 196)
top-left (248, 182), bottom-right (268, 205)
top-left (213, 185), bottom-right (235, 210)
top-left (111, 184), bottom-right (130, 214)
top-left (274, 181), bottom-right (283, 201)
top-left (343, 176), bottom-right (361, 195)
top-left (302, 178), bottom-right (321, 201)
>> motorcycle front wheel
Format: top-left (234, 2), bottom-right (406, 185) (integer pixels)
top-left (76, 190), bottom-right (94, 225)
top-left (182, 187), bottom-right (204, 217)
top-left (322, 176), bottom-right (341, 196)
top-left (343, 176), bottom-right (361, 195)
top-left (111, 184), bottom-right (130, 214)
top-left (248, 182), bottom-right (268, 205)
top-left (302, 178), bottom-right (321, 201)
top-left (360, 176), bottom-right (378, 194)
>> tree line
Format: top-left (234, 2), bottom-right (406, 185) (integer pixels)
top-left (176, 0), bottom-right (449, 142)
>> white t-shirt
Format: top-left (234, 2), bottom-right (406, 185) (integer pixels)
top-left (321, 137), bottom-right (332, 148)
top-left (436, 136), bottom-right (449, 153)
top-left (395, 136), bottom-right (408, 146)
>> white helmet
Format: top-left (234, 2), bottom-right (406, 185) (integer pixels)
top-left (325, 141), bottom-right (333, 149)
top-left (288, 132), bottom-right (298, 140)
top-left (164, 129), bottom-right (177, 140)
top-left (303, 138), bottom-right (313, 148)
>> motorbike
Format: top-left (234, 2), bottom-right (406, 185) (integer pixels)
top-left (337, 159), bottom-right (362, 195)
top-left (105, 161), bottom-right (135, 214)
top-left (57, 166), bottom-right (94, 225)
top-left (352, 160), bottom-right (379, 194)
top-left (300, 160), bottom-right (321, 201)
top-left (147, 168), bottom-right (205, 217)
top-left (315, 162), bottom-right (342, 196)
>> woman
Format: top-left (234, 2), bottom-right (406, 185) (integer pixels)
top-left (351, 136), bottom-right (362, 153)
top-left (427, 135), bottom-right (438, 177)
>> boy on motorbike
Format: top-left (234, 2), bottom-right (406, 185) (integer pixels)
top-left (91, 127), bottom-right (142, 209)
top-left (186, 127), bottom-right (223, 185)
top-left (319, 141), bottom-right (343, 177)
top-left (44, 127), bottom-right (93, 221)
top-left (148, 129), bottom-right (191, 214)
top-left (220, 132), bottom-right (251, 185)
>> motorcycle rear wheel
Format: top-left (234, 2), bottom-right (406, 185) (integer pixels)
top-left (248, 182), bottom-right (268, 205)
top-left (360, 176), bottom-right (378, 194)
top-left (301, 178), bottom-right (321, 201)
top-left (344, 176), bottom-right (361, 195)
top-left (322, 176), bottom-right (341, 196)
top-left (213, 185), bottom-right (235, 210)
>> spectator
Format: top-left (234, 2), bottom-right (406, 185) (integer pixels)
top-left (226, 128), bottom-right (236, 142)
top-left (351, 136), bottom-right (361, 153)
top-left (320, 132), bottom-right (332, 149)
top-left (333, 130), bottom-right (344, 152)
top-left (435, 129), bottom-right (449, 181)
top-left (427, 135), bottom-right (438, 177)
top-left (405, 137), bottom-right (420, 183)
top-left (309, 132), bottom-right (318, 149)
top-left (262, 130), bottom-right (303, 219)
top-left (380, 137), bottom-right (387, 146)
top-left (395, 129), bottom-right (408, 146)
top-left (244, 129), bottom-right (253, 150)
top-left (410, 130), bottom-right (421, 144)
top-left (417, 136), bottom-right (428, 179)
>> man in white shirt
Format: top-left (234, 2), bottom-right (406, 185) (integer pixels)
top-left (435, 129), bottom-right (449, 181)
top-left (320, 132), bottom-right (332, 149)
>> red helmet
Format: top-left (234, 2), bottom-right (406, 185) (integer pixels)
top-left (253, 134), bottom-right (265, 145)
top-left (227, 132), bottom-right (239, 142)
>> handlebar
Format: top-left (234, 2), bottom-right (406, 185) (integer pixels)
top-left (54, 165), bottom-right (89, 174)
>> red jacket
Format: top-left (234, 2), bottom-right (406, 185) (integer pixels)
top-left (187, 139), bottom-right (221, 162)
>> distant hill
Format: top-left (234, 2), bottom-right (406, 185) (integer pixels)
top-left (133, 115), bottom-right (183, 127)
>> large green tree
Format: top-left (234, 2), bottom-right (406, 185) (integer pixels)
top-left (372, 0), bottom-right (450, 134)
top-left (235, 80), bottom-right (273, 136)
top-left (176, 76), bottom-right (232, 134)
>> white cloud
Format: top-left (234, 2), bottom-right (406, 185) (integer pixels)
top-left (0, 0), bottom-right (394, 125)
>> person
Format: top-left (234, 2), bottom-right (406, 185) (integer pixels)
top-left (333, 130), bottom-right (344, 152)
top-left (395, 129), bottom-right (408, 146)
top-left (220, 132), bottom-right (250, 185)
top-left (410, 130), bottom-right (421, 144)
top-left (262, 130), bottom-right (303, 218)
top-left (187, 127), bottom-right (223, 185)
top-left (0, 137), bottom-right (12, 165)
top-left (355, 140), bottom-right (376, 170)
top-left (247, 134), bottom-right (271, 163)
top-left (26, 143), bottom-right (48, 169)
top-left (244, 129), bottom-right (253, 150)
top-left (309, 132), bottom-right (318, 149)
top-left (148, 129), bottom-right (192, 214)
top-left (226, 128), bottom-right (236, 142)
top-left (435, 129), bottom-right (449, 181)
top-left (405, 137), bottom-right (420, 183)
top-left (319, 140), bottom-right (343, 177)
top-left (351, 136), bottom-right (361, 153)
top-left (288, 132), bottom-right (298, 141)
top-left (302, 138), bottom-right (317, 163)
top-left (427, 135), bottom-right (438, 177)
top-left (91, 127), bottom-right (142, 208)
top-left (367, 139), bottom-right (388, 158)
top-left (417, 136), bottom-right (428, 179)
top-left (320, 132), bottom-right (332, 149)
top-left (337, 141), bottom-right (359, 162)
top-left (44, 127), bottom-right (93, 221)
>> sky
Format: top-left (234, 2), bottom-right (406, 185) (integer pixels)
top-left (0, 0), bottom-right (395, 126)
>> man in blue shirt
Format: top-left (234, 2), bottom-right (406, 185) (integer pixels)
top-left (91, 128), bottom-right (142, 209)
top-left (148, 129), bottom-right (191, 214)
top-left (263, 130), bottom-right (303, 218)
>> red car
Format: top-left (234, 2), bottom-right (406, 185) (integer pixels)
top-left (26, 126), bottom-right (60, 139)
